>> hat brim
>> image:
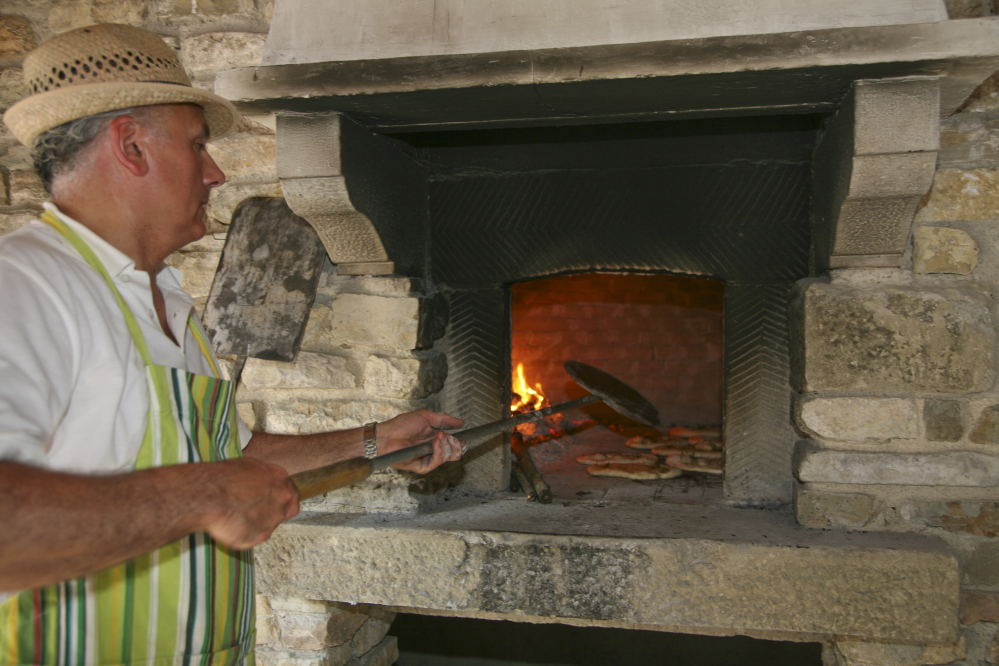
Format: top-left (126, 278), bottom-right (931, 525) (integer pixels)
top-left (3, 81), bottom-right (239, 147)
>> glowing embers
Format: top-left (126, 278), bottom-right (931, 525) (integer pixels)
top-left (511, 362), bottom-right (546, 413)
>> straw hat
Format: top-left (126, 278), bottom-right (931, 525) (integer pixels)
top-left (3, 23), bottom-right (238, 147)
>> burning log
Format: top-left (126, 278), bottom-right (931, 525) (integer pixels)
top-left (511, 431), bottom-right (553, 504)
top-left (510, 462), bottom-right (538, 501)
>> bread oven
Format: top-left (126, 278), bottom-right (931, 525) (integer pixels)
top-left (217, 1), bottom-right (999, 657)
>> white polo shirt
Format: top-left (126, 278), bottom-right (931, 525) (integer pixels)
top-left (0, 203), bottom-right (250, 474)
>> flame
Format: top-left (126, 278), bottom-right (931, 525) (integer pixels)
top-left (511, 363), bottom-right (546, 412)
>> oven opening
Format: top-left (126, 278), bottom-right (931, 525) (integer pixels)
top-left (509, 271), bottom-right (724, 504)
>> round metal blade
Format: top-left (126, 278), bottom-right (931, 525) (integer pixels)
top-left (564, 361), bottom-right (661, 427)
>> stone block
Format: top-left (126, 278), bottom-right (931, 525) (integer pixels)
top-left (795, 444), bottom-right (999, 486)
top-left (796, 397), bottom-right (918, 442)
top-left (0, 210), bottom-right (37, 235)
top-left (269, 598), bottom-right (333, 614)
top-left (207, 181), bottom-right (283, 227)
top-left (0, 142), bottom-right (32, 171)
top-left (179, 32), bottom-right (266, 80)
top-left (944, 0), bottom-right (994, 18)
top-left (208, 129), bottom-right (276, 183)
top-left (164, 251), bottom-right (220, 301)
top-left (90, 0), bottom-right (149, 25)
top-left (789, 280), bottom-right (996, 394)
top-left (852, 78), bottom-right (940, 156)
top-left (938, 113), bottom-right (999, 170)
top-left (794, 485), bottom-right (875, 527)
top-left (924, 400), bottom-right (965, 442)
top-left (962, 590), bottom-right (999, 625)
top-left (833, 637), bottom-right (965, 666)
top-left (353, 637), bottom-right (397, 666)
top-left (302, 474), bottom-right (425, 514)
top-left (916, 168), bottom-right (999, 222)
top-left (0, 67), bottom-right (26, 110)
top-left (256, 595), bottom-right (281, 646)
top-left (903, 501), bottom-right (999, 537)
top-left (349, 607), bottom-right (394, 656)
top-left (255, 644), bottom-right (352, 666)
top-left (0, 16), bottom-right (36, 58)
top-left (8, 170), bottom-right (46, 207)
top-left (329, 293), bottom-right (420, 351)
top-left (970, 405), bottom-right (999, 445)
top-left (275, 612), bottom-right (343, 650)
top-left (363, 350), bottom-right (446, 399)
top-left (257, 393), bottom-right (406, 435)
top-left (965, 542), bottom-right (999, 587)
top-left (243, 353), bottom-right (354, 390)
top-left (912, 226), bottom-right (979, 274)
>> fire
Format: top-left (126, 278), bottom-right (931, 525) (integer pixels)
top-left (511, 363), bottom-right (546, 412)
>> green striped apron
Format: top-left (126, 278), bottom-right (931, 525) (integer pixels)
top-left (0, 211), bottom-right (255, 666)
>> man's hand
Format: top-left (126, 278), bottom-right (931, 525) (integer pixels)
top-left (199, 458), bottom-right (300, 550)
top-left (377, 410), bottom-right (465, 474)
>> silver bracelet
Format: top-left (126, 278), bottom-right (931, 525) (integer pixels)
top-left (363, 422), bottom-right (378, 459)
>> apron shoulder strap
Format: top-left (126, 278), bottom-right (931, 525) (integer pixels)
top-left (39, 210), bottom-right (155, 367)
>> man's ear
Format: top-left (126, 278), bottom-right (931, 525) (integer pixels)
top-left (108, 114), bottom-right (149, 177)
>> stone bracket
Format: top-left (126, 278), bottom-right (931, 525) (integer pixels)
top-left (277, 112), bottom-right (429, 276)
top-left (812, 77), bottom-right (940, 272)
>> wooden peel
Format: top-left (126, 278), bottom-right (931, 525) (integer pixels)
top-left (289, 361), bottom-right (661, 499)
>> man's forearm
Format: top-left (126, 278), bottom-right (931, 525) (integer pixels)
top-left (0, 458), bottom-right (298, 592)
top-left (243, 429), bottom-right (365, 475)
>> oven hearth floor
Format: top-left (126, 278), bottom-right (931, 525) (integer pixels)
top-left (523, 423), bottom-right (723, 505)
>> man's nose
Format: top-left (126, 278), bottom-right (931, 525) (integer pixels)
top-left (204, 151), bottom-right (226, 188)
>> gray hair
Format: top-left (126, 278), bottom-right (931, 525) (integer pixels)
top-left (31, 106), bottom-right (156, 193)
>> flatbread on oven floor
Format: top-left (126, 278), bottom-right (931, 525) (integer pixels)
top-left (576, 452), bottom-right (658, 465)
top-left (586, 463), bottom-right (682, 480)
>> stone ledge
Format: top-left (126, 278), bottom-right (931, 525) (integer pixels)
top-left (254, 500), bottom-right (959, 645)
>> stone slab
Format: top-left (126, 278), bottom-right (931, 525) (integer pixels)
top-left (789, 280), bottom-right (996, 394)
top-left (254, 500), bottom-right (959, 644)
top-left (795, 446), bottom-right (999, 486)
top-left (796, 397), bottom-right (919, 442)
top-left (262, 0), bottom-right (946, 65)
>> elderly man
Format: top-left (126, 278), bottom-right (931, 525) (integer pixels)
top-left (0, 23), bottom-right (464, 665)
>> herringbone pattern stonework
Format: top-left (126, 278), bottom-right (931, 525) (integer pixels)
top-left (724, 283), bottom-right (796, 504)
top-left (432, 161), bottom-right (809, 503)
top-left (440, 289), bottom-right (511, 491)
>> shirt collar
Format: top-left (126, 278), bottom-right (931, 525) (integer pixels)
top-left (43, 202), bottom-right (136, 280)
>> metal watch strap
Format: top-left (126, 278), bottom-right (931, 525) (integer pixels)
top-left (363, 422), bottom-right (378, 459)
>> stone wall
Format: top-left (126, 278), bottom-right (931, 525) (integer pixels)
top-left (791, 92), bottom-right (999, 665)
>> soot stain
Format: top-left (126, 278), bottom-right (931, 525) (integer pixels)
top-left (476, 541), bottom-right (648, 621)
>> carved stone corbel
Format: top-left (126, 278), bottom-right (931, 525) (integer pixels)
top-left (276, 112), bottom-right (394, 275)
top-left (812, 77), bottom-right (940, 271)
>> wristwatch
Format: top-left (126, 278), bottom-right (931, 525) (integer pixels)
top-left (363, 422), bottom-right (378, 459)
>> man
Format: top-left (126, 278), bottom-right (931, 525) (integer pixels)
top-left (0, 23), bottom-right (464, 665)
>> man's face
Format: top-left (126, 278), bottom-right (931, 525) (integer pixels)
top-left (144, 104), bottom-right (226, 253)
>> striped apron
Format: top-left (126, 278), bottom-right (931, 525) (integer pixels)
top-left (0, 212), bottom-right (255, 666)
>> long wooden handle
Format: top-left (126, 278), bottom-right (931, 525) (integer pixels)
top-left (290, 457), bottom-right (373, 500)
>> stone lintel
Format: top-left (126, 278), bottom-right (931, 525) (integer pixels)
top-left (217, 21), bottom-right (999, 127)
top-left (254, 502), bottom-right (959, 645)
top-left (338, 262), bottom-right (395, 276)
